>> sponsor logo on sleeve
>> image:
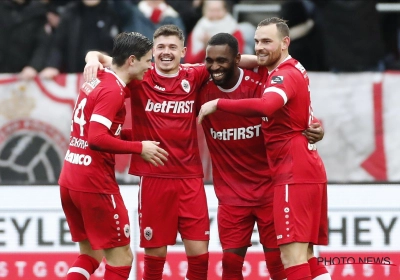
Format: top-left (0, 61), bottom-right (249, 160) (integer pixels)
top-left (271, 76), bottom-right (284, 84)
top-left (81, 78), bottom-right (100, 95)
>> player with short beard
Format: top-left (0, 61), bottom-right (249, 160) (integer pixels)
top-left (85, 25), bottom-right (211, 280)
top-left (199, 32), bottom-right (324, 280)
top-left (199, 18), bottom-right (331, 280)
top-left (59, 32), bottom-right (168, 280)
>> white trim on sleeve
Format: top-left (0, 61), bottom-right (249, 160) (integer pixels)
top-left (264, 86), bottom-right (288, 104)
top-left (67, 267), bottom-right (90, 279)
top-left (90, 114), bottom-right (112, 129)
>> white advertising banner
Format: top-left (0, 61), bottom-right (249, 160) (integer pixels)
top-left (0, 185), bottom-right (399, 279)
top-left (1, 72), bottom-right (400, 183)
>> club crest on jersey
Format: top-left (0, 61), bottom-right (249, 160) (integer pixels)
top-left (271, 76), bottom-right (284, 84)
top-left (181, 79), bottom-right (190, 93)
top-left (144, 227), bottom-right (153, 240)
top-left (124, 224), bottom-right (130, 238)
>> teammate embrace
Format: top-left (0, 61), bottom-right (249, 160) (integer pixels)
top-left (60, 18), bottom-right (331, 280)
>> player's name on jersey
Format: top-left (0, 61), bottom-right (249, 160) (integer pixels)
top-left (210, 125), bottom-right (261, 141)
top-left (69, 137), bottom-right (88, 149)
top-left (145, 99), bottom-right (194, 114)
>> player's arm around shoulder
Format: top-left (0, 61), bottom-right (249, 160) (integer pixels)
top-left (84, 51), bottom-right (112, 82)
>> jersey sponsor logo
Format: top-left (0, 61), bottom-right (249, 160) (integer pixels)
top-left (154, 85), bottom-right (165, 91)
top-left (144, 227), bottom-right (153, 240)
top-left (81, 78), bottom-right (100, 95)
top-left (64, 149), bottom-right (92, 166)
top-left (271, 76), bottom-right (284, 84)
top-left (114, 124), bottom-right (122, 136)
top-left (69, 136), bottom-right (88, 149)
top-left (210, 124), bottom-right (261, 141)
top-left (181, 79), bottom-right (190, 93)
top-left (144, 99), bottom-right (194, 114)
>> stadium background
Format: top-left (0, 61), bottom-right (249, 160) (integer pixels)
top-left (1, 1), bottom-right (400, 279)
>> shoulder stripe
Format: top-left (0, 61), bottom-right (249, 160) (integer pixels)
top-left (90, 114), bottom-right (112, 129)
top-left (264, 86), bottom-right (288, 104)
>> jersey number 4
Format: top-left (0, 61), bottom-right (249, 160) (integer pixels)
top-left (71, 98), bottom-right (87, 136)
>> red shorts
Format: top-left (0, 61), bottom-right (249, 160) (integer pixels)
top-left (60, 186), bottom-right (131, 250)
top-left (138, 177), bottom-right (210, 248)
top-left (218, 203), bottom-right (277, 250)
top-left (273, 183), bottom-right (328, 246)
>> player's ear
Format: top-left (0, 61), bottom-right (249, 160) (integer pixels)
top-left (129, 55), bottom-right (136, 65)
top-left (282, 36), bottom-right (290, 51)
top-left (181, 46), bottom-right (187, 59)
top-left (235, 53), bottom-right (241, 65)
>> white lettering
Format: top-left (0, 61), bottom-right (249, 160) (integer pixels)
top-left (115, 124), bottom-right (122, 136)
top-left (363, 264), bottom-right (374, 277)
top-left (0, 262), bottom-right (8, 277)
top-left (258, 261), bottom-right (269, 277)
top-left (15, 261), bottom-right (26, 277)
top-left (163, 262), bottom-right (171, 276)
top-left (64, 150), bottom-right (92, 166)
top-left (154, 85), bottom-right (165, 91)
top-left (342, 264), bottom-right (355, 276)
top-left (145, 99), bottom-right (194, 114)
top-left (54, 261), bottom-right (69, 277)
top-left (69, 137), bottom-right (89, 149)
top-left (210, 124), bottom-right (261, 141)
top-left (33, 261), bottom-right (47, 277)
top-left (178, 261), bottom-right (187, 277)
top-left (243, 261), bottom-right (251, 277)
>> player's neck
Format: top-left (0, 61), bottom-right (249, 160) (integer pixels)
top-left (155, 65), bottom-right (180, 77)
top-left (267, 52), bottom-right (290, 73)
top-left (110, 65), bottom-right (130, 84)
top-left (219, 67), bottom-right (241, 90)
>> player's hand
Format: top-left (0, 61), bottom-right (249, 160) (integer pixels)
top-left (141, 141), bottom-right (168, 167)
top-left (84, 60), bottom-right (103, 82)
top-left (303, 122), bottom-right (324, 144)
top-left (18, 66), bottom-right (38, 80)
top-left (198, 99), bottom-right (219, 124)
top-left (39, 67), bottom-right (60, 80)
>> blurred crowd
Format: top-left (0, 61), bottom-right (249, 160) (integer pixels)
top-left (1, 0), bottom-right (400, 80)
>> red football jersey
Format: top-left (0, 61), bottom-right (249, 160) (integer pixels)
top-left (59, 69), bottom-right (130, 193)
top-left (259, 56), bottom-right (327, 184)
top-left (198, 69), bottom-right (273, 206)
top-left (128, 64), bottom-right (210, 178)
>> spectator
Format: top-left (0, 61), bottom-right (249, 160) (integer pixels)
top-left (185, 0), bottom-right (245, 63)
top-left (40, 0), bottom-right (120, 79)
top-left (379, 0), bottom-right (400, 70)
top-left (19, 2), bottom-right (64, 80)
top-left (312, 0), bottom-right (385, 72)
top-left (167, 0), bottom-right (203, 35)
top-left (0, 0), bottom-right (47, 75)
top-left (113, 0), bottom-right (186, 41)
top-left (280, 0), bottom-right (326, 71)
